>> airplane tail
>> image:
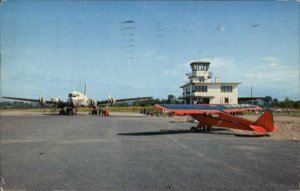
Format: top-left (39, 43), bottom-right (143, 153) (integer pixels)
top-left (253, 111), bottom-right (278, 132)
top-left (84, 83), bottom-right (87, 96)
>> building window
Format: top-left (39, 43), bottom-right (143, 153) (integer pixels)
top-left (225, 97), bottom-right (229, 103)
top-left (221, 86), bottom-right (233, 92)
top-left (186, 87), bottom-right (190, 94)
top-left (194, 85), bottom-right (207, 92)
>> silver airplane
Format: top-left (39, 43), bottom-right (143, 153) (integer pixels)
top-left (2, 84), bottom-right (152, 115)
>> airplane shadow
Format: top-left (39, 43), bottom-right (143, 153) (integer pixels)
top-left (108, 115), bottom-right (147, 118)
top-left (118, 128), bottom-right (229, 136)
top-left (196, 129), bottom-right (270, 137)
top-left (118, 128), bottom-right (269, 137)
top-left (118, 129), bottom-right (192, 136)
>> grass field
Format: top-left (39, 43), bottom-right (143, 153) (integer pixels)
top-left (0, 106), bottom-right (156, 113)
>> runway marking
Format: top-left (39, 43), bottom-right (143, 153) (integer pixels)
top-left (166, 134), bottom-right (245, 173)
top-left (166, 135), bottom-right (205, 158)
top-left (165, 121), bottom-right (246, 170)
top-left (165, 121), bottom-right (207, 157)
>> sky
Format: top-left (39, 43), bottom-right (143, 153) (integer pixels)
top-left (1, 1), bottom-right (299, 101)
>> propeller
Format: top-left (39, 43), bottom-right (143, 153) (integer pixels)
top-left (108, 93), bottom-right (116, 105)
top-left (39, 95), bottom-right (46, 106)
top-left (38, 94), bottom-right (47, 114)
top-left (50, 96), bottom-right (59, 103)
top-left (50, 96), bottom-right (60, 113)
top-left (89, 98), bottom-right (97, 107)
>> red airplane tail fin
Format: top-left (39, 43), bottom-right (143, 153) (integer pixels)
top-left (254, 111), bottom-right (278, 132)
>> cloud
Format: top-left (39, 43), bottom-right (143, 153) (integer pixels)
top-left (202, 57), bottom-right (236, 69)
top-left (261, 56), bottom-right (280, 63)
top-left (260, 56), bottom-right (282, 68)
top-left (243, 56), bottom-right (299, 99)
top-left (161, 57), bottom-right (238, 83)
top-left (162, 57), bottom-right (237, 76)
top-left (156, 56), bottom-right (298, 99)
top-left (162, 63), bottom-right (189, 77)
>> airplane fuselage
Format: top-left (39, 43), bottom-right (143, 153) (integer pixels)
top-left (68, 91), bottom-right (94, 108)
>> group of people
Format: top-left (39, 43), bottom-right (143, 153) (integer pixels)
top-left (141, 108), bottom-right (154, 116)
top-left (98, 107), bottom-right (109, 116)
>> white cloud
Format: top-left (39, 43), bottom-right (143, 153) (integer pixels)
top-left (162, 63), bottom-right (189, 76)
top-left (142, 51), bottom-right (168, 62)
top-left (260, 56), bottom-right (282, 68)
top-left (160, 56), bottom-right (299, 99)
top-left (238, 56), bottom-right (299, 96)
top-left (162, 57), bottom-right (238, 83)
top-left (204, 57), bottom-right (236, 69)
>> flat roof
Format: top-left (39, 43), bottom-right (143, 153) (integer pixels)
top-left (180, 82), bottom-right (241, 88)
top-left (190, 61), bottom-right (210, 65)
top-left (238, 97), bottom-right (265, 101)
top-left (179, 95), bottom-right (215, 99)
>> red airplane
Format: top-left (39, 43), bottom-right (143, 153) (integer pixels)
top-left (154, 104), bottom-right (278, 134)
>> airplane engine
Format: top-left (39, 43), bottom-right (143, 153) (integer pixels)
top-left (50, 96), bottom-right (59, 103)
top-left (50, 96), bottom-right (60, 108)
top-left (89, 98), bottom-right (97, 107)
top-left (38, 96), bottom-right (45, 106)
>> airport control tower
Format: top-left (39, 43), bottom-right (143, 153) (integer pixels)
top-left (180, 61), bottom-right (240, 104)
top-left (188, 61), bottom-right (213, 83)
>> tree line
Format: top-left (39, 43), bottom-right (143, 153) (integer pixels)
top-left (263, 96), bottom-right (300, 109)
top-left (1, 95), bottom-right (299, 109)
top-left (131, 95), bottom-right (300, 109)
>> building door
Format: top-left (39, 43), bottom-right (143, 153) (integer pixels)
top-left (203, 98), bottom-right (210, 104)
top-left (225, 97), bottom-right (229, 104)
top-left (196, 98), bottom-right (210, 104)
top-left (186, 99), bottom-right (190, 104)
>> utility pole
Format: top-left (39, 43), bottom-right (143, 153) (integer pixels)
top-left (251, 86), bottom-right (253, 104)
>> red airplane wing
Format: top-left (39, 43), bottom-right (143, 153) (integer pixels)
top-left (154, 104), bottom-right (260, 115)
top-left (154, 104), bottom-right (221, 115)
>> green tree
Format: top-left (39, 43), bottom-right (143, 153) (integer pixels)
top-left (294, 101), bottom-right (300, 109)
top-left (283, 97), bottom-right (294, 108)
top-left (133, 98), bottom-right (161, 106)
top-left (264, 96), bottom-right (272, 107)
top-left (167, 95), bottom-right (176, 104)
top-left (271, 98), bottom-right (279, 108)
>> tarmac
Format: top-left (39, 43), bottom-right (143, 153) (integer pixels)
top-left (0, 112), bottom-right (299, 191)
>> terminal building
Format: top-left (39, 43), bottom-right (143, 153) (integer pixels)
top-left (180, 61), bottom-right (240, 105)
